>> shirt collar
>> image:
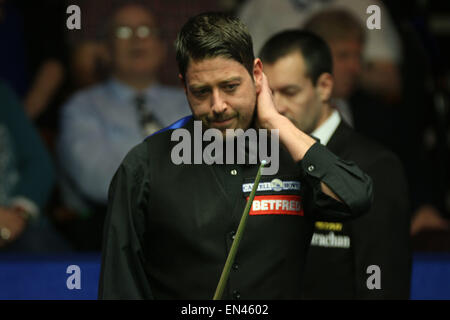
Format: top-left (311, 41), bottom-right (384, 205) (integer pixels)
top-left (311, 109), bottom-right (341, 146)
top-left (108, 77), bottom-right (161, 103)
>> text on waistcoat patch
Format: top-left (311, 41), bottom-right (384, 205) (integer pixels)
top-left (310, 232), bottom-right (351, 248)
top-left (242, 179), bottom-right (301, 193)
top-left (315, 221), bottom-right (343, 231)
top-left (247, 195), bottom-right (304, 216)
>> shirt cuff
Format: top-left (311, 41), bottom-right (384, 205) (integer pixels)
top-left (300, 142), bottom-right (339, 180)
top-left (299, 142), bottom-right (373, 218)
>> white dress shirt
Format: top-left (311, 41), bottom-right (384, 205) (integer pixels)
top-left (311, 109), bottom-right (342, 146)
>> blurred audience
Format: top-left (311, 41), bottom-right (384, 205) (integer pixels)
top-left (238, 0), bottom-right (403, 103)
top-left (302, 10), bottom-right (396, 139)
top-left (64, 0), bottom-right (220, 88)
top-left (302, 8), bottom-right (450, 245)
top-left (387, 3), bottom-right (450, 240)
top-left (0, 0), bottom-right (71, 157)
top-left (56, 2), bottom-right (190, 250)
top-left (68, 40), bottom-right (109, 90)
top-left (0, 81), bottom-right (71, 252)
top-left (0, 0), bottom-right (28, 98)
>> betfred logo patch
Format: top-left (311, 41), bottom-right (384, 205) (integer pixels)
top-left (247, 195), bottom-right (304, 216)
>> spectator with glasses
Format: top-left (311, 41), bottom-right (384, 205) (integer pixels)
top-left (56, 2), bottom-right (189, 250)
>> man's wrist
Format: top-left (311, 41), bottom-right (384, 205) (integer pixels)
top-left (276, 116), bottom-right (316, 161)
top-left (262, 113), bottom-right (287, 131)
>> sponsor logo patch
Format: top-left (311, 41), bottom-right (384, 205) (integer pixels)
top-left (310, 232), bottom-right (350, 248)
top-left (242, 180), bottom-right (300, 193)
top-left (270, 178), bottom-right (283, 191)
top-left (247, 195), bottom-right (303, 216)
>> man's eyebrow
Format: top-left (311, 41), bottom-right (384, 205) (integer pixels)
top-left (189, 77), bottom-right (242, 90)
top-left (188, 84), bottom-right (210, 90)
top-left (219, 76), bottom-right (242, 84)
top-left (281, 84), bottom-right (301, 91)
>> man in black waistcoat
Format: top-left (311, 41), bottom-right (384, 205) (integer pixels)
top-left (261, 30), bottom-right (411, 299)
top-left (98, 12), bottom-right (373, 300)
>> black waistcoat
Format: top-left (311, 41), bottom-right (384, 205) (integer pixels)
top-left (142, 120), bottom-right (315, 299)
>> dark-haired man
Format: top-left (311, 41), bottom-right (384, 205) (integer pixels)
top-left (261, 30), bottom-right (411, 299)
top-left (99, 13), bottom-right (373, 300)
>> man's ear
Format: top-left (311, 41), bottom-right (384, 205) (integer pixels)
top-left (316, 72), bottom-right (334, 102)
top-left (253, 58), bottom-right (263, 93)
top-left (178, 74), bottom-right (187, 94)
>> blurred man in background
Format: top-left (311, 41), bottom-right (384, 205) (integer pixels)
top-left (261, 30), bottom-right (411, 299)
top-left (57, 2), bottom-right (189, 250)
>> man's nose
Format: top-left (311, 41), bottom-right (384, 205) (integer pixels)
top-left (211, 89), bottom-right (227, 114)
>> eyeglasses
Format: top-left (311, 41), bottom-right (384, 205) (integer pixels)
top-left (114, 25), bottom-right (159, 39)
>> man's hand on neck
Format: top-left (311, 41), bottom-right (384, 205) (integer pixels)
top-left (256, 73), bottom-right (342, 203)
